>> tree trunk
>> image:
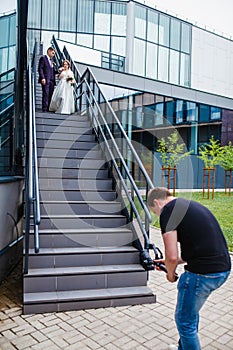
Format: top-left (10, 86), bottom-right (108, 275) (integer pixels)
top-left (202, 168), bottom-right (216, 199)
top-left (162, 166), bottom-right (176, 196)
top-left (224, 169), bottom-right (232, 196)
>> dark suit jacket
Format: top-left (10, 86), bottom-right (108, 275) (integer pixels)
top-left (38, 55), bottom-right (56, 84)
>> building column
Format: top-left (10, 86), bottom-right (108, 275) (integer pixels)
top-left (190, 123), bottom-right (198, 154)
top-left (125, 1), bottom-right (135, 74)
top-left (14, 0), bottom-right (29, 174)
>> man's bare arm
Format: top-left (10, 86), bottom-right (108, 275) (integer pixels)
top-left (163, 230), bottom-right (179, 282)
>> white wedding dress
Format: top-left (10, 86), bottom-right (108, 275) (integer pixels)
top-left (49, 69), bottom-right (75, 114)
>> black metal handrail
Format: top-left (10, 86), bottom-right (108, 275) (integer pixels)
top-left (76, 69), bottom-right (154, 251)
top-left (51, 37), bottom-right (155, 263)
top-left (0, 67), bottom-right (15, 81)
top-left (24, 41), bottom-right (40, 274)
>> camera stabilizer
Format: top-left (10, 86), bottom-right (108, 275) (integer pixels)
top-left (140, 243), bottom-right (167, 272)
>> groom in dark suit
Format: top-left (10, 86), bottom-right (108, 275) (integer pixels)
top-left (38, 47), bottom-right (57, 112)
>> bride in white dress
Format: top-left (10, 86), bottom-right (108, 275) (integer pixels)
top-left (49, 59), bottom-right (75, 114)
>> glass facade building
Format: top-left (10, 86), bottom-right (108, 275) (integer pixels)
top-left (0, 12), bottom-right (16, 75)
top-left (0, 0), bottom-right (229, 171)
top-left (27, 0), bottom-right (191, 87)
top-left (25, 0), bottom-right (233, 156)
top-left (0, 12), bottom-right (17, 175)
top-left (27, 0), bottom-right (128, 68)
top-left (110, 91), bottom-right (223, 155)
top-left (133, 3), bottom-right (191, 86)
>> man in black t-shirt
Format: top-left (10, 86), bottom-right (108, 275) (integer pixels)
top-left (148, 187), bottom-right (231, 350)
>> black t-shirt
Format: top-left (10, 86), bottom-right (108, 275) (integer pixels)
top-left (160, 198), bottom-right (231, 274)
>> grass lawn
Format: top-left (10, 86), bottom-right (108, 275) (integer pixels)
top-left (150, 191), bottom-right (233, 252)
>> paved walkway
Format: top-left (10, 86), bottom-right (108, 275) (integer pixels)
top-left (0, 228), bottom-right (232, 350)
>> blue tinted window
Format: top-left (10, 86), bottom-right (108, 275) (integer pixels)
top-left (159, 14), bottom-right (169, 47)
top-left (210, 107), bottom-right (221, 120)
top-left (155, 102), bottom-right (164, 125)
top-left (0, 13), bottom-right (16, 72)
top-left (165, 100), bottom-right (175, 125)
top-left (170, 18), bottom-right (180, 50)
top-left (158, 46), bottom-right (169, 82)
top-left (169, 49), bottom-right (179, 84)
top-left (180, 53), bottom-right (190, 86)
top-left (181, 22), bottom-right (191, 54)
top-left (199, 104), bottom-right (210, 122)
top-left (41, 0), bottom-right (59, 30)
top-left (147, 10), bottom-right (158, 43)
top-left (0, 17), bottom-right (9, 48)
top-left (9, 15), bottom-right (16, 45)
top-left (77, 0), bottom-right (94, 33)
top-left (28, 0), bottom-right (41, 28)
top-left (60, 0), bottom-right (77, 31)
top-left (176, 100), bottom-right (183, 123)
top-left (186, 102), bottom-right (197, 122)
top-left (112, 3), bottom-right (127, 36)
top-left (135, 5), bottom-right (146, 39)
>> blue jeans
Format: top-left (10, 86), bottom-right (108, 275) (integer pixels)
top-left (175, 270), bottom-right (230, 350)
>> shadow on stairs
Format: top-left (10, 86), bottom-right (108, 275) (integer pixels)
top-left (23, 111), bottom-right (156, 314)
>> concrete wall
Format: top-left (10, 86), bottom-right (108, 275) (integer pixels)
top-left (0, 178), bottom-right (24, 282)
top-left (191, 26), bottom-right (233, 99)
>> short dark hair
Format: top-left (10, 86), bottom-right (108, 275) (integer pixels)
top-left (147, 187), bottom-right (172, 207)
top-left (47, 47), bottom-right (55, 53)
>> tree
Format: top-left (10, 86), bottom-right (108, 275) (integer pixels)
top-left (157, 130), bottom-right (193, 168)
top-left (157, 130), bottom-right (193, 194)
top-left (219, 142), bottom-right (233, 171)
top-left (198, 136), bottom-right (225, 199)
top-left (198, 136), bottom-right (224, 169)
top-left (219, 142), bottom-right (233, 195)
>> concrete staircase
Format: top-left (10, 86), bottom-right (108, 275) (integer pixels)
top-left (23, 111), bottom-right (156, 314)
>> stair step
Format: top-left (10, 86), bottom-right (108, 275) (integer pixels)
top-left (28, 246), bottom-right (137, 255)
top-left (39, 178), bottom-right (113, 190)
top-left (35, 112), bottom-right (88, 122)
top-left (28, 227), bottom-right (134, 248)
top-left (27, 246), bottom-right (139, 268)
top-left (35, 214), bottom-right (126, 218)
top-left (39, 189), bottom-right (117, 201)
top-left (36, 214), bottom-right (127, 229)
top-left (40, 200), bottom-right (120, 203)
top-left (23, 265), bottom-right (148, 293)
top-left (37, 138), bottom-right (97, 148)
top-left (39, 201), bottom-right (122, 215)
top-left (23, 286), bottom-right (156, 313)
top-left (24, 286), bottom-right (153, 303)
top-left (29, 227), bottom-right (132, 235)
top-left (38, 168), bottom-right (109, 179)
top-left (36, 118), bottom-right (90, 127)
top-left (38, 158), bottom-right (107, 169)
top-left (36, 129), bottom-right (95, 143)
top-left (36, 124), bottom-right (92, 133)
top-left (37, 148), bottom-right (102, 159)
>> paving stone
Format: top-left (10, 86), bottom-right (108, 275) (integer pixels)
top-left (50, 336), bottom-right (70, 349)
top-left (11, 334), bottom-right (38, 349)
top-left (65, 333), bottom-right (87, 345)
top-left (1, 329), bottom-right (17, 341)
top-left (30, 339), bottom-right (61, 350)
top-left (0, 228), bottom-right (232, 350)
top-left (0, 338), bottom-right (17, 350)
top-left (31, 330), bottom-right (48, 343)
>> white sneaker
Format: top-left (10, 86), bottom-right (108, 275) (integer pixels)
top-left (168, 345), bottom-right (177, 350)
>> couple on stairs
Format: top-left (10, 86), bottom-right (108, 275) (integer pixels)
top-left (38, 46), bottom-right (75, 115)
